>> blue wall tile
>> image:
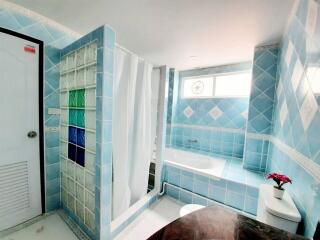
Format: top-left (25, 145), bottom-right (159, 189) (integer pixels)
top-left (167, 63), bottom-right (251, 158)
top-left (244, 196), bottom-right (258, 215)
top-left (267, 1), bottom-right (320, 236)
top-left (164, 164), bottom-right (260, 215)
top-left (179, 191), bottom-right (193, 204)
top-left (225, 191), bottom-right (245, 210)
top-left (166, 185), bottom-right (180, 199)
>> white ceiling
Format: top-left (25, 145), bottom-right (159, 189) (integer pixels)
top-left (9, 0), bottom-right (294, 70)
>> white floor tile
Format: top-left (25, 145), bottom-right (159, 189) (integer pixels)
top-left (114, 196), bottom-right (183, 240)
top-left (1, 213), bottom-right (78, 240)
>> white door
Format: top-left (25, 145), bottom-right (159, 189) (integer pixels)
top-left (0, 31), bottom-right (42, 231)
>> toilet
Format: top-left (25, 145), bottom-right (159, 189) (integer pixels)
top-left (179, 204), bottom-right (205, 217)
top-left (257, 184), bottom-right (301, 234)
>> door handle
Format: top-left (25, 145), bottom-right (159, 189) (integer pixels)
top-left (27, 131), bottom-right (37, 138)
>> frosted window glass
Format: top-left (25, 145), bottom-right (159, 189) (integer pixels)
top-left (182, 77), bottom-right (213, 98)
top-left (215, 72), bottom-right (252, 97)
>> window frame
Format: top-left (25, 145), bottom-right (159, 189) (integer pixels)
top-left (180, 71), bottom-right (252, 99)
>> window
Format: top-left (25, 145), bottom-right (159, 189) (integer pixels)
top-left (215, 72), bottom-right (252, 97)
top-left (182, 77), bottom-right (214, 98)
top-left (181, 72), bottom-right (252, 98)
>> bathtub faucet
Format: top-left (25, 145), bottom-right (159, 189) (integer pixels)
top-left (187, 139), bottom-right (198, 143)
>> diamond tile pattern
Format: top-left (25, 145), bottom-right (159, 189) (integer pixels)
top-left (183, 106), bottom-right (194, 118)
top-left (243, 45), bottom-right (278, 172)
top-left (280, 100), bottom-right (288, 126)
top-left (167, 63), bottom-right (250, 158)
top-left (272, 3), bottom-right (320, 161)
top-left (246, 45), bottom-right (278, 134)
top-left (269, 0), bottom-right (320, 237)
top-left (175, 98), bottom-right (249, 129)
top-left (291, 58), bottom-right (304, 92)
top-left (209, 106), bottom-right (223, 120)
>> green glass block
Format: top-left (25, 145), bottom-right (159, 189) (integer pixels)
top-left (76, 110), bottom-right (85, 128)
top-left (69, 109), bottom-right (77, 126)
top-left (76, 89), bottom-right (85, 108)
top-left (69, 90), bottom-right (77, 107)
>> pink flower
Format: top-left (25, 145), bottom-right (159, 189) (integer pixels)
top-left (267, 172), bottom-right (292, 189)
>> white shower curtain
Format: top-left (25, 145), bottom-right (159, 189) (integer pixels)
top-left (112, 47), bottom-right (154, 219)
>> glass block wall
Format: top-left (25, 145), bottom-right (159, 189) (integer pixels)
top-left (60, 41), bottom-right (97, 234)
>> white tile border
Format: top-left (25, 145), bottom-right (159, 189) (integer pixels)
top-left (0, 0), bottom-right (81, 38)
top-left (270, 136), bottom-right (320, 183)
top-left (247, 132), bottom-right (320, 183)
top-left (246, 132), bottom-right (270, 141)
top-left (171, 123), bottom-right (245, 134)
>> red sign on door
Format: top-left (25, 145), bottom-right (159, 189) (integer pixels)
top-left (24, 45), bottom-right (36, 54)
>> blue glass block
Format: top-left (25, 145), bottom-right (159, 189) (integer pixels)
top-left (76, 128), bottom-right (85, 147)
top-left (76, 146), bottom-right (85, 167)
top-left (76, 109), bottom-right (85, 128)
top-left (68, 126), bottom-right (77, 145)
top-left (68, 143), bottom-right (76, 162)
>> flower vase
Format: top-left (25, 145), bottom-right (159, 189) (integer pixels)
top-left (273, 186), bottom-right (284, 199)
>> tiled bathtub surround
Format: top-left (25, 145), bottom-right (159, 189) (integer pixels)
top-left (0, 1), bottom-right (79, 212)
top-left (243, 45), bottom-right (278, 171)
top-left (170, 125), bottom-right (245, 158)
top-left (168, 62), bottom-right (252, 158)
top-left (267, 0), bottom-right (320, 237)
top-left (163, 153), bottom-right (266, 215)
top-left (246, 45), bottom-right (279, 135)
top-left (243, 136), bottom-right (270, 172)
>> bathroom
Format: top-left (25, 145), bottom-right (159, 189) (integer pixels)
top-left (0, 0), bottom-right (319, 239)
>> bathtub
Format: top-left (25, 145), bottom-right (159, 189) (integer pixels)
top-left (164, 148), bottom-right (226, 179)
